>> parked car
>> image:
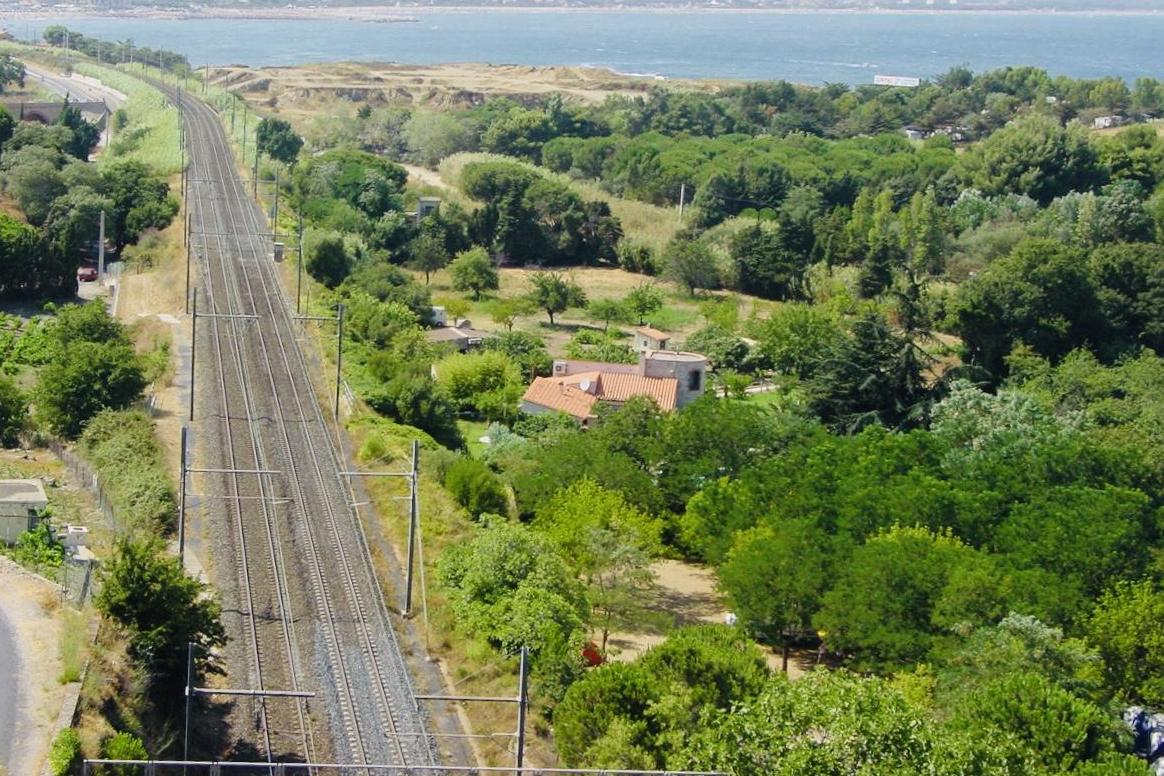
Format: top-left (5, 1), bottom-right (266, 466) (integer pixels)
top-left (77, 266), bottom-right (98, 282)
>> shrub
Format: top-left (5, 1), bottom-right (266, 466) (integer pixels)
top-left (103, 731), bottom-right (148, 775)
top-left (78, 410), bottom-right (176, 535)
top-left (47, 728), bottom-right (81, 776)
top-left (444, 457), bottom-right (509, 518)
top-left (617, 240), bottom-right (658, 275)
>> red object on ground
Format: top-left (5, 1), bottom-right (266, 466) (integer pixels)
top-left (582, 642), bottom-right (604, 667)
top-left (77, 267), bottom-right (98, 282)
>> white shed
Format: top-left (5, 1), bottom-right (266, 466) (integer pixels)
top-left (0, 479), bottom-right (48, 545)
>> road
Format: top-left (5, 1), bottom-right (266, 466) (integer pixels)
top-left (22, 62), bottom-right (126, 110)
top-left (0, 604), bottom-right (20, 772)
top-left (172, 84), bottom-right (438, 768)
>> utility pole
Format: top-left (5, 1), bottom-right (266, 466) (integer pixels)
top-left (515, 645), bottom-right (529, 775)
top-left (202, 62), bottom-right (208, 96)
top-left (189, 289), bottom-right (197, 422)
top-left (404, 440), bottom-right (419, 616)
top-left (184, 243), bottom-right (192, 315)
top-left (252, 147), bottom-right (259, 200)
top-left (184, 642), bottom-right (194, 767)
top-left (178, 426), bottom-right (188, 561)
top-left (338, 443), bottom-right (421, 616)
top-left (97, 211), bottom-right (105, 280)
top-left (296, 214), bottom-right (304, 314)
top-left (273, 168), bottom-right (280, 228)
top-left (241, 109), bottom-right (248, 163)
top-left (678, 182), bottom-right (687, 223)
top-left (334, 303), bottom-right (345, 421)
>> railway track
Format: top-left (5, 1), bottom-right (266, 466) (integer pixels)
top-left (176, 83), bottom-right (436, 771)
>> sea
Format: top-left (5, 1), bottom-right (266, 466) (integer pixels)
top-left (5, 10), bottom-right (1164, 85)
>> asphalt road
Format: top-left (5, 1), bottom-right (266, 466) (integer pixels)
top-left (22, 62), bottom-right (126, 109)
top-left (0, 604), bottom-right (22, 773)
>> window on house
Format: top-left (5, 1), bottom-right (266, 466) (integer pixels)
top-left (688, 369), bottom-right (702, 392)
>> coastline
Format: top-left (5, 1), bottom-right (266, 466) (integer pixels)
top-left (4, 5), bottom-right (1164, 21)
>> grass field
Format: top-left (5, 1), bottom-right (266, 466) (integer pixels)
top-left (74, 63), bottom-right (182, 175)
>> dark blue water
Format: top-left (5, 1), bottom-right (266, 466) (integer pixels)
top-left (8, 10), bottom-right (1164, 84)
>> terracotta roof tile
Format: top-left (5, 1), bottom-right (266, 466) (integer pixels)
top-left (522, 371), bottom-right (679, 418)
top-left (522, 378), bottom-right (599, 420)
top-left (597, 372), bottom-right (678, 410)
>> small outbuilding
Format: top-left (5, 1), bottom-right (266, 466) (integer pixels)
top-left (0, 479), bottom-right (49, 545)
top-left (426, 323), bottom-right (490, 352)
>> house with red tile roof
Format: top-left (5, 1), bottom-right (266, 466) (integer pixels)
top-left (520, 336), bottom-right (708, 424)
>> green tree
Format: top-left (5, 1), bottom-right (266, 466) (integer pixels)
top-left (555, 625), bottom-right (769, 769)
top-left (953, 671), bottom-right (1117, 773)
top-left (4, 156), bottom-right (66, 225)
top-left (814, 525), bottom-right (995, 669)
top-left (1087, 580), bottom-right (1164, 706)
top-left (449, 246), bottom-right (499, 300)
top-left (403, 109), bottom-right (472, 167)
top-left (0, 375), bottom-right (27, 446)
top-left (0, 56), bottom-right (23, 93)
top-left (624, 283), bottom-right (664, 325)
top-left (528, 271), bottom-right (586, 325)
top-left (719, 520), bottom-right (827, 672)
top-left (657, 395), bottom-right (787, 511)
top-left (685, 671), bottom-right (946, 776)
top-left (42, 186), bottom-right (114, 260)
top-left (486, 296), bottom-right (536, 332)
top-left (439, 520), bottom-right (588, 697)
top-left (958, 113), bottom-right (1105, 204)
top-left (435, 349), bottom-right (522, 421)
top-left (953, 238), bottom-right (1103, 380)
top-left (685, 325), bottom-right (750, 373)
top-left (664, 238), bottom-right (719, 295)
top-left (809, 312), bottom-right (929, 432)
top-left (939, 614), bottom-right (1103, 704)
top-left (51, 301), bottom-right (130, 347)
top-left (1088, 241), bottom-right (1164, 353)
top-left (306, 234), bottom-right (351, 288)
top-left (554, 661), bottom-right (658, 767)
top-left (443, 457), bottom-right (509, 518)
top-left (536, 479), bottom-right (661, 650)
top-left (100, 160), bottom-right (177, 249)
top-left (0, 105), bottom-right (14, 149)
top-left (994, 485), bottom-right (1150, 597)
top-left (408, 231), bottom-right (450, 284)
top-left (95, 538), bottom-right (225, 694)
top-left (748, 303), bottom-right (844, 379)
top-left (255, 117), bottom-right (304, 165)
top-left (36, 341), bottom-right (147, 438)
top-left (367, 366), bottom-right (464, 450)
top-left (901, 187), bottom-right (947, 275)
top-left (55, 104), bottom-right (100, 160)
top-left (587, 298), bottom-right (629, 332)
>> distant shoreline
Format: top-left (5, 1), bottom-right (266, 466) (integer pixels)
top-left (4, 5), bottom-right (1164, 22)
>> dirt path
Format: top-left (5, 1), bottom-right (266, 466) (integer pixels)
top-left (0, 558), bottom-right (68, 776)
top-left (600, 559), bottom-right (814, 678)
top-left (402, 163), bottom-right (451, 191)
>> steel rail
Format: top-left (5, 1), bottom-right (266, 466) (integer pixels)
top-left (190, 95), bottom-right (368, 766)
top-left (212, 100), bottom-right (424, 769)
top-left (184, 90), bottom-right (314, 763)
top-left (175, 82), bottom-right (434, 769)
